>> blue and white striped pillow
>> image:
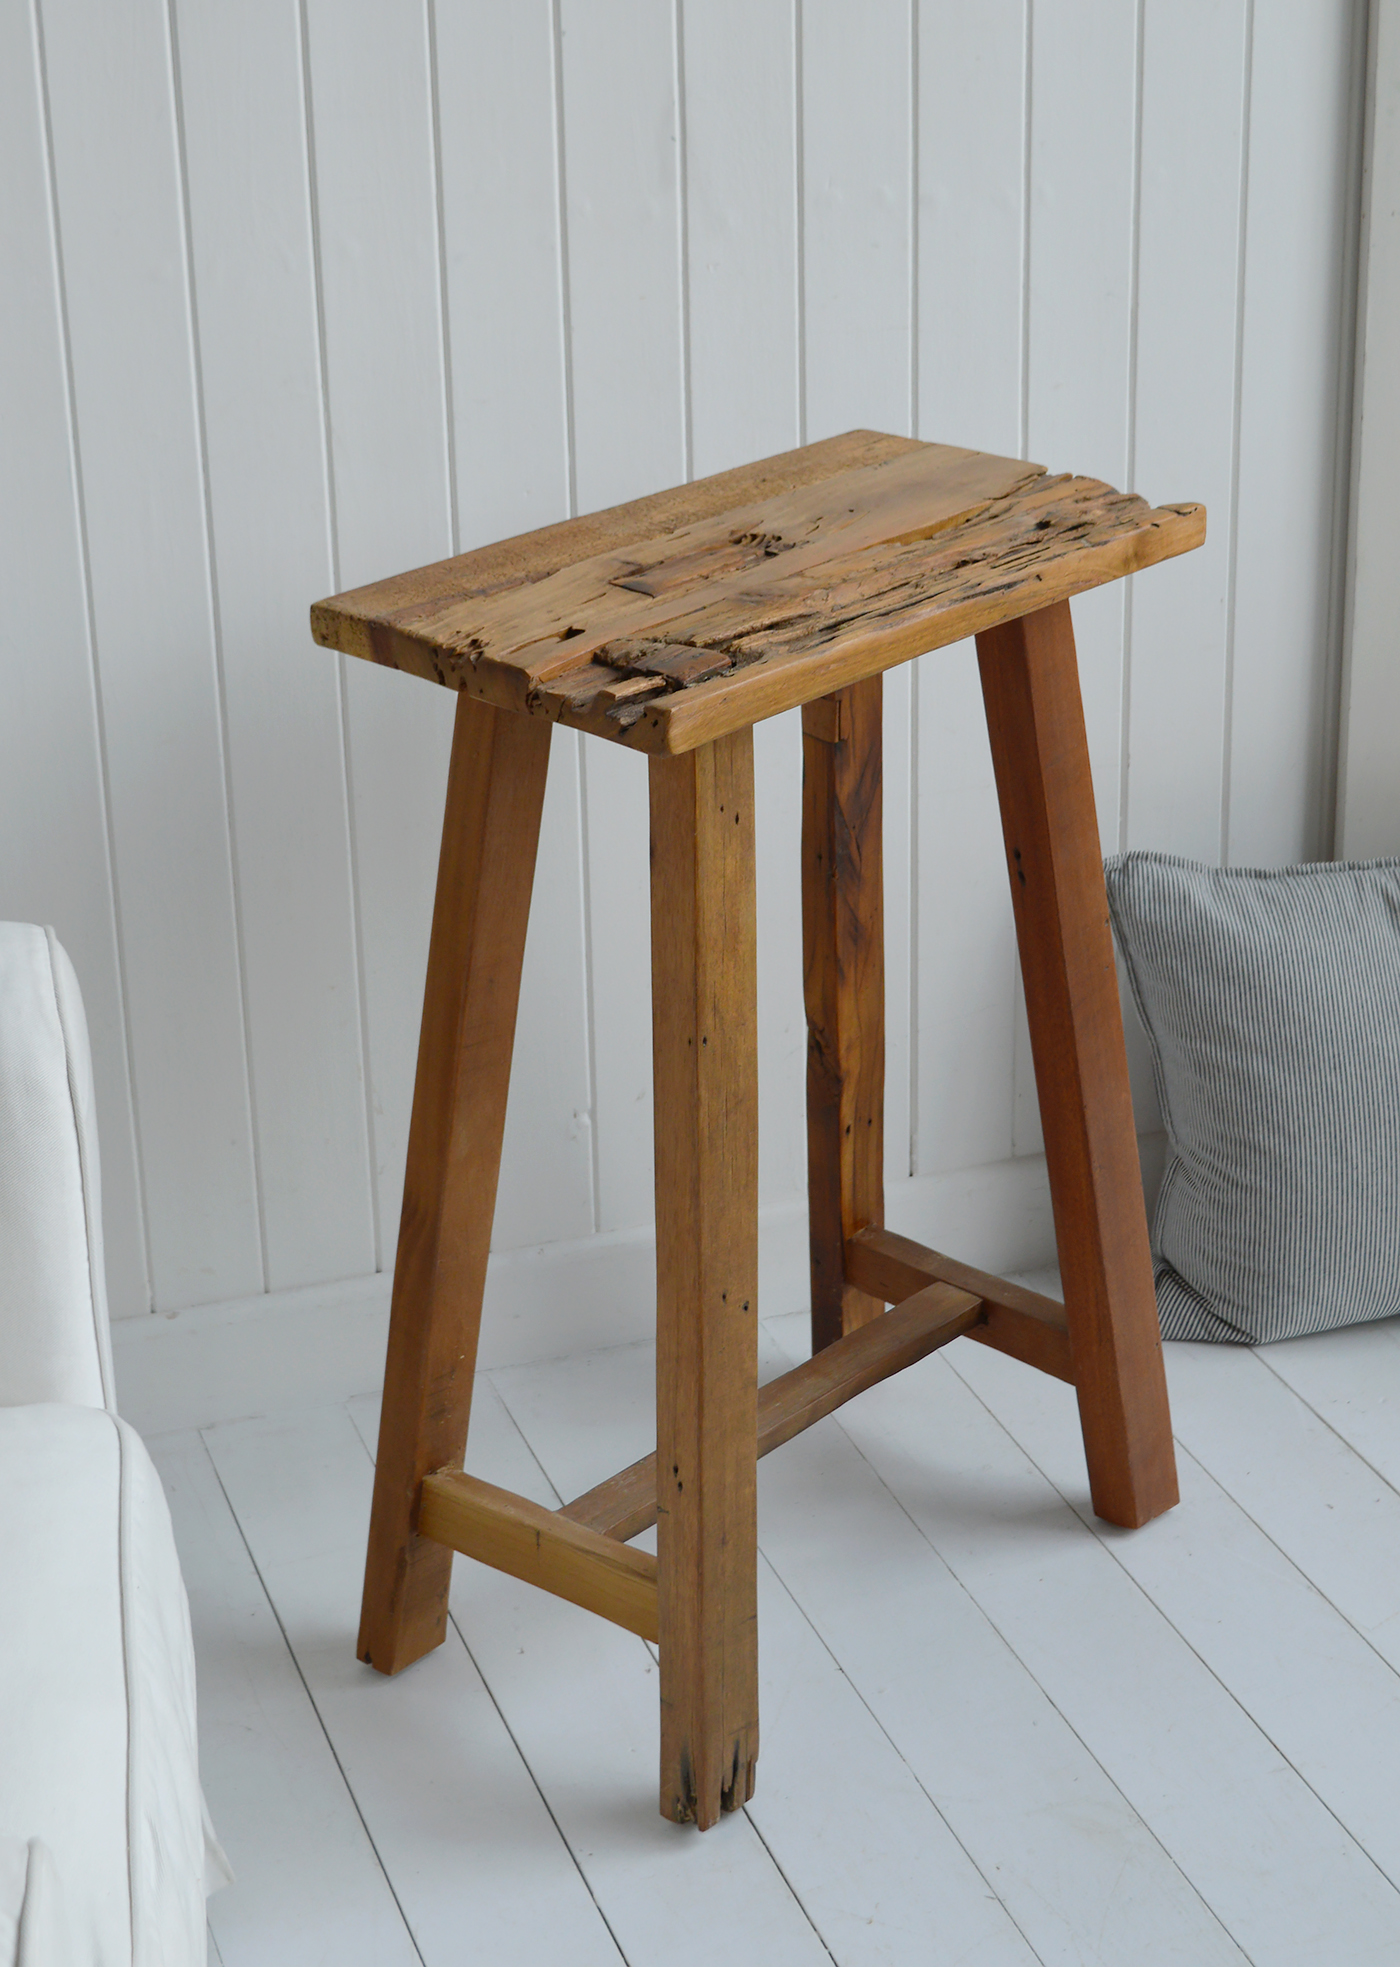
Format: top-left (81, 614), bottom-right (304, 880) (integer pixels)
top-left (1104, 852), bottom-right (1400, 1344)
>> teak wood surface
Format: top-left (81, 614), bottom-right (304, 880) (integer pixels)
top-left (648, 730), bottom-right (760, 1828)
top-left (357, 693), bottom-right (551, 1675)
top-left (339, 429), bottom-right (1198, 1832)
top-left (976, 602), bottom-right (1178, 1526)
top-left (803, 675), bottom-right (886, 1350)
top-left (845, 1224), bottom-right (1074, 1383)
top-left (418, 1470), bottom-right (659, 1642)
top-left (312, 431), bottom-right (1203, 755)
top-left (560, 1276), bottom-right (982, 1544)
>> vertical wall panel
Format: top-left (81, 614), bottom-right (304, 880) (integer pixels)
top-left (1025, 0), bottom-right (1139, 836)
top-left (564, 1), bottom-right (687, 1234)
top-left (439, 0), bottom-right (573, 551)
top-left (1229, 0), bottom-right (1360, 865)
top-left (303, 0), bottom-right (456, 1265)
top-left (41, 0), bottom-right (262, 1311)
top-left (802, 0), bottom-right (916, 1183)
top-left (560, 0), bottom-right (688, 510)
top-left (493, 737), bottom-right (597, 1250)
top-left (917, 0), bottom-right (1027, 459)
top-left (802, 0), bottom-right (915, 441)
top-left (436, 0), bottom-right (595, 1252)
top-left (1015, 0), bottom-right (1141, 1157)
top-left (1337, 0), bottom-right (1400, 859)
top-left (174, 0), bottom-right (375, 1291)
top-left (884, 665), bottom-right (916, 1182)
top-left (579, 741), bottom-right (654, 1236)
top-left (683, 0), bottom-right (802, 479)
top-left (913, 1), bottom-right (1026, 1177)
top-left (5, 2), bottom-right (1364, 1315)
top-left (0, 0), bottom-right (148, 1315)
top-left (685, 0), bottom-right (808, 1224)
top-left (1127, 0), bottom-right (1248, 863)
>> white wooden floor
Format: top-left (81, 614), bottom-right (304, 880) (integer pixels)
top-left (154, 1282), bottom-right (1400, 1967)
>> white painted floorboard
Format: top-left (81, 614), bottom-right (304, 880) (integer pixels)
top-left (149, 1305), bottom-right (1400, 1965)
top-left (149, 1431), bottom-right (419, 1967)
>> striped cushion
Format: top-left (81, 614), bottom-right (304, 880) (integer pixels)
top-left (1103, 852), bottom-right (1400, 1344)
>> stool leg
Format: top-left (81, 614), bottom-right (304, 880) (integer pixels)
top-left (650, 729), bottom-right (760, 1828)
top-left (358, 693), bottom-right (552, 1674)
top-left (976, 601), bottom-right (1178, 1529)
top-left (802, 675), bottom-right (886, 1352)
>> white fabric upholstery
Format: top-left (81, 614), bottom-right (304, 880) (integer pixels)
top-left (0, 1404), bottom-right (207, 1966)
top-left (0, 1837), bottom-right (79, 1967)
top-left (0, 924), bottom-right (114, 1410)
top-left (1, 924), bottom-right (225, 1964)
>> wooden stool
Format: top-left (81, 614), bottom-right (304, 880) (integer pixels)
top-left (311, 431), bottom-right (1203, 1830)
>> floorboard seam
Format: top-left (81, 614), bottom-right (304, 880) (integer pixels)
top-left (1162, 1415), bottom-right (1400, 1691)
top-left (753, 1548), bottom-right (1050, 1967)
top-left (195, 1426), bottom-right (429, 1967)
top-left (345, 1391), bottom-right (634, 1965)
top-left (739, 1805), bottom-right (840, 1967)
top-left (1255, 1347), bottom-right (1400, 1503)
top-left (942, 1355), bottom-right (1400, 1908)
top-left (806, 1365), bottom-right (1252, 1960)
top-left (758, 1321), bottom-right (1244, 1960)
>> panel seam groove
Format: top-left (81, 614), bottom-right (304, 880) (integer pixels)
top-left (29, 0), bottom-right (155, 1312)
top-left (164, 0), bottom-right (269, 1296)
top-left (1220, 0), bottom-right (1256, 866)
top-left (551, 0), bottom-right (579, 522)
top-left (296, 0), bottom-right (380, 1274)
top-left (424, 0), bottom-right (461, 554)
top-left (673, 0), bottom-right (694, 483)
top-left (1118, 0), bottom-right (1147, 856)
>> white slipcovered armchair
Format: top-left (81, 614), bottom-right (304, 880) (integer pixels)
top-left (0, 924), bottom-right (226, 1965)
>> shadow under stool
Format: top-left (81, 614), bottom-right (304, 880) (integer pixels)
top-left (310, 429), bottom-right (1203, 1830)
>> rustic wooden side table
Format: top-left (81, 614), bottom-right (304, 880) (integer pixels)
top-left (311, 430), bottom-right (1203, 1830)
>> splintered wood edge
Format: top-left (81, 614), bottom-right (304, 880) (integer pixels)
top-left (311, 494), bottom-right (1205, 756)
top-left (631, 501), bottom-right (1206, 754)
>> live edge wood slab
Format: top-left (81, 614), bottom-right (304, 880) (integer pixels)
top-left (317, 430), bottom-right (1201, 1833)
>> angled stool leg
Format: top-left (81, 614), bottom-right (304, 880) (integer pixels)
top-left (976, 601), bottom-right (1178, 1528)
top-left (359, 693), bottom-right (552, 1674)
top-left (802, 675), bottom-right (886, 1352)
top-left (650, 730), bottom-right (760, 1828)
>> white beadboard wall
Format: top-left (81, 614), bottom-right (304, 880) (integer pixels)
top-left (1, 1), bottom-right (1365, 1344)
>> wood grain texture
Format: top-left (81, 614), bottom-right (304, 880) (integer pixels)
top-left (976, 601), bottom-right (1177, 1527)
top-left (418, 1470), bottom-right (659, 1641)
top-left (843, 1224), bottom-right (1073, 1383)
top-left (562, 1278), bottom-right (982, 1544)
top-left (358, 694), bottom-right (552, 1674)
top-left (312, 437), bottom-right (1204, 754)
top-left (649, 730), bottom-right (759, 1829)
top-left (802, 677), bottom-right (886, 1349)
top-left (314, 429), bottom-right (916, 651)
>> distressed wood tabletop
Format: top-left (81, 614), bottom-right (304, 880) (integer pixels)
top-left (311, 430), bottom-right (1203, 755)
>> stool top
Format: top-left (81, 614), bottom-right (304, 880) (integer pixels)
top-left (312, 430), bottom-right (1202, 756)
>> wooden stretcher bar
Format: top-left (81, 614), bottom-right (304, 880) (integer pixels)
top-left (561, 1277), bottom-right (983, 1545)
top-left (844, 1224), bottom-right (1074, 1382)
